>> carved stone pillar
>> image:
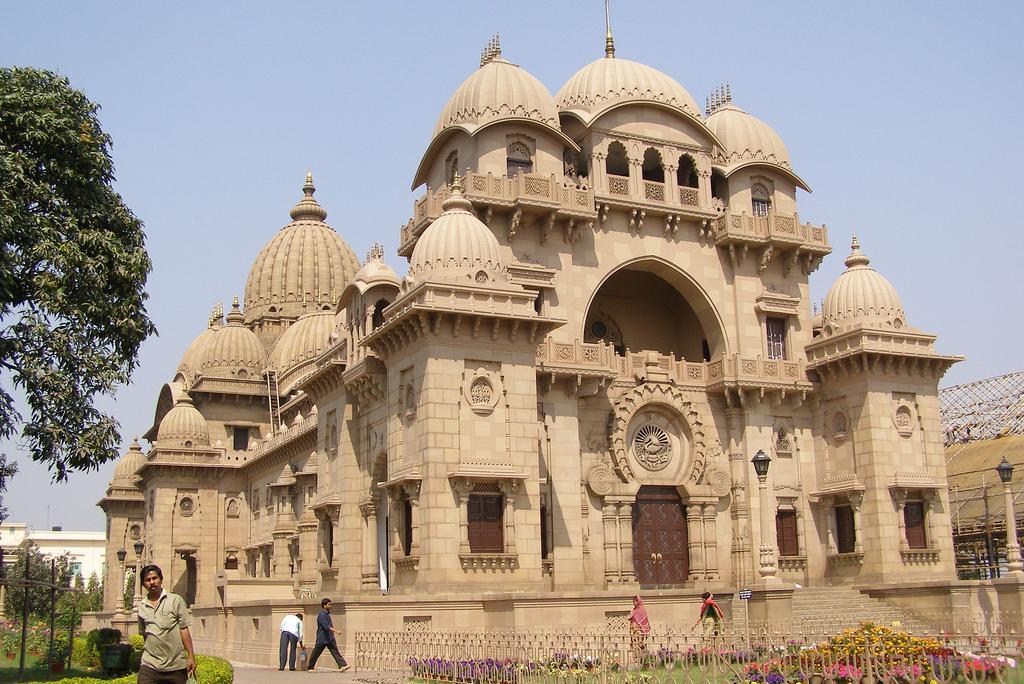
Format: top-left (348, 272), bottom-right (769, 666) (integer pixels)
top-left (923, 491), bottom-right (940, 552)
top-left (849, 493), bottom-right (864, 554)
top-left (404, 483), bottom-right (421, 556)
top-left (892, 490), bottom-right (908, 550)
top-left (454, 481), bottom-right (472, 554)
top-left (329, 508), bottom-right (342, 568)
top-left (499, 481), bottom-right (518, 554)
top-left (603, 503), bottom-right (619, 583)
top-left (664, 164), bottom-right (679, 206)
top-left (271, 532), bottom-right (291, 578)
top-left (686, 504), bottom-right (705, 580)
top-left (618, 502), bottom-right (634, 583)
top-left (702, 504), bottom-right (718, 580)
top-left (629, 159), bottom-right (642, 197)
top-left (359, 498), bottom-right (379, 587)
top-left (725, 408), bottom-right (752, 585)
top-left (297, 517), bottom-right (318, 585)
top-left (590, 152), bottom-right (606, 191)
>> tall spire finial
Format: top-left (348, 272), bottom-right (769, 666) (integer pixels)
top-left (604, 0), bottom-right (616, 58)
top-left (480, 34), bottom-right (503, 66)
top-left (844, 234), bottom-right (871, 268)
top-left (290, 169), bottom-right (328, 222)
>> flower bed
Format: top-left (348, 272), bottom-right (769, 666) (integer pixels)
top-left (0, 617), bottom-right (69, 662)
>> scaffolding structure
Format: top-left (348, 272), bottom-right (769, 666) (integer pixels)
top-left (942, 371), bottom-right (1024, 579)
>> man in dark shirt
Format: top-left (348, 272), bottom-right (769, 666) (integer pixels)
top-left (307, 598), bottom-right (350, 672)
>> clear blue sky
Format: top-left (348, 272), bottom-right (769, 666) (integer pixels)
top-left (2, 1), bottom-right (1021, 531)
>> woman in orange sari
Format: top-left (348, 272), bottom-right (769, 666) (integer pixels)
top-left (628, 595), bottom-right (651, 653)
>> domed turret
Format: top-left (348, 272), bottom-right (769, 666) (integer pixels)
top-left (109, 438), bottom-right (145, 487)
top-left (821, 236), bottom-right (906, 336)
top-left (268, 310), bottom-right (335, 390)
top-left (352, 243), bottom-right (400, 289)
top-left (556, 57), bottom-right (702, 126)
top-left (198, 297), bottom-right (266, 379)
top-left (409, 175), bottom-right (505, 281)
top-left (156, 395), bottom-right (210, 447)
top-left (176, 305), bottom-right (222, 383)
top-left (244, 172), bottom-right (360, 326)
top-left (434, 37), bottom-right (560, 140)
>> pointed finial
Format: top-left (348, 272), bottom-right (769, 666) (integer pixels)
top-left (604, 0), bottom-right (616, 58)
top-left (726, 82), bottom-right (732, 103)
top-left (705, 95), bottom-right (709, 117)
top-left (844, 234), bottom-right (871, 268)
top-left (367, 242), bottom-right (385, 262)
top-left (209, 301), bottom-right (224, 328)
top-left (441, 172), bottom-right (474, 212)
top-left (226, 295), bottom-right (244, 325)
top-left (290, 170), bottom-right (328, 221)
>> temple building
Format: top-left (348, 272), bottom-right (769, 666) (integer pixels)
top-left (96, 32), bottom-right (968, 661)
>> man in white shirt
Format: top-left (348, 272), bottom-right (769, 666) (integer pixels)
top-left (278, 612), bottom-right (304, 671)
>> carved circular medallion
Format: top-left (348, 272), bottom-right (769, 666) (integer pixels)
top-left (226, 498), bottom-right (240, 518)
top-left (587, 465), bottom-right (614, 496)
top-left (179, 496), bottom-right (194, 516)
top-left (632, 424), bottom-right (672, 471)
top-left (894, 405), bottom-right (913, 435)
top-left (469, 377), bottom-right (492, 406)
top-left (128, 523), bottom-right (142, 540)
top-left (706, 467), bottom-right (732, 497)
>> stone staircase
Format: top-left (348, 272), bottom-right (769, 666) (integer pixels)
top-left (787, 586), bottom-right (933, 634)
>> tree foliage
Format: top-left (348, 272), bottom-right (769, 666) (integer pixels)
top-left (2, 543), bottom-right (74, 618)
top-left (0, 67), bottom-right (156, 481)
top-left (0, 453), bottom-right (16, 522)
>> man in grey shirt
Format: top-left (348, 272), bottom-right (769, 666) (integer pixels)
top-left (137, 564), bottom-right (196, 684)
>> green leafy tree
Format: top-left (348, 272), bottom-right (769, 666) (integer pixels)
top-left (0, 453), bottom-right (15, 522)
top-left (55, 571), bottom-right (103, 628)
top-left (2, 542), bottom-right (73, 618)
top-left (0, 67), bottom-right (156, 482)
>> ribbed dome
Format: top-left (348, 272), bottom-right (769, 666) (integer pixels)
top-left (821, 237), bottom-right (906, 336)
top-left (176, 325), bottom-right (217, 382)
top-left (556, 57), bottom-right (702, 125)
top-left (409, 177), bottom-right (504, 279)
top-left (268, 310), bottom-right (335, 376)
top-left (198, 298), bottom-right (266, 378)
top-left (157, 395), bottom-right (210, 447)
top-left (706, 103), bottom-right (792, 170)
top-left (433, 44), bottom-right (560, 139)
top-left (244, 173), bottom-right (360, 324)
top-left (353, 243), bottom-right (400, 288)
top-left (110, 439), bottom-right (145, 485)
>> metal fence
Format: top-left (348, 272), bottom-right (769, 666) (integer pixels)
top-left (355, 623), bottom-right (1024, 683)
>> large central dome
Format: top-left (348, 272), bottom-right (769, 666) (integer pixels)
top-left (244, 173), bottom-right (360, 325)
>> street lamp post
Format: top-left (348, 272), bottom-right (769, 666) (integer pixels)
top-left (997, 458), bottom-right (1023, 575)
top-left (752, 449), bottom-right (779, 583)
top-left (132, 540), bottom-right (145, 610)
top-left (115, 547), bottom-right (127, 615)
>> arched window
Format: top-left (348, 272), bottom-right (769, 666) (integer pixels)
top-left (751, 182), bottom-right (771, 217)
top-left (372, 299), bottom-right (388, 331)
top-left (446, 151), bottom-right (459, 184)
top-left (711, 170), bottom-right (728, 202)
top-left (641, 148), bottom-right (664, 183)
top-left (606, 141), bottom-right (628, 177)
top-left (676, 154), bottom-right (698, 188)
top-left (506, 142), bottom-right (532, 177)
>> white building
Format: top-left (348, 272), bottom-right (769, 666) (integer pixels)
top-left (1, 522), bottom-right (106, 582)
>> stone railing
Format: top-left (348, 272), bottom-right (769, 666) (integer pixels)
top-left (714, 211), bottom-right (830, 251)
top-left (535, 338), bottom-right (619, 380)
top-left (704, 354), bottom-right (807, 390)
top-left (679, 186), bottom-right (699, 206)
top-left (607, 174), bottom-right (629, 196)
top-left (249, 415), bottom-right (318, 459)
top-left (400, 171), bottom-right (596, 253)
top-left (643, 180), bottom-right (664, 202)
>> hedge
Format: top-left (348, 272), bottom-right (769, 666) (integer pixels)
top-left (59, 654), bottom-right (233, 683)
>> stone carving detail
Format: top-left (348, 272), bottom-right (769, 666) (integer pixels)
top-left (706, 466), bottom-right (732, 497)
top-left (404, 382), bottom-right (417, 419)
top-left (833, 412), bottom-right (848, 439)
top-left (226, 498), bottom-right (240, 518)
top-left (179, 496), bottom-right (195, 516)
top-left (129, 523), bottom-right (143, 540)
top-left (775, 427), bottom-right (793, 454)
top-left (894, 404), bottom-right (914, 436)
top-left (632, 424), bottom-right (672, 471)
top-left (474, 270), bottom-right (489, 283)
top-left (470, 378), bottom-right (493, 405)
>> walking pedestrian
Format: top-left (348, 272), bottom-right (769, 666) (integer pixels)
top-left (693, 591), bottom-right (723, 638)
top-left (136, 564), bottom-right (197, 684)
top-left (627, 595), bottom-right (651, 652)
top-left (278, 612), bottom-right (303, 671)
top-left (307, 598), bottom-right (350, 672)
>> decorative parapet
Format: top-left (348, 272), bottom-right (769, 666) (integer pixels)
top-left (826, 552), bottom-right (864, 566)
top-left (399, 172), bottom-right (596, 256)
top-left (459, 553), bottom-right (519, 571)
top-left (535, 338), bottom-right (619, 383)
top-left (900, 548), bottom-right (941, 564)
top-left (891, 471), bottom-right (945, 490)
top-left (815, 471), bottom-right (865, 496)
top-left (249, 415), bottom-right (317, 460)
top-left (713, 212), bottom-right (830, 275)
top-left (704, 354), bottom-right (809, 394)
top-left (778, 556), bottom-right (807, 572)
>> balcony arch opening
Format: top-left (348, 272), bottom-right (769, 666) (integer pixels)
top-left (711, 170), bottom-right (729, 203)
top-left (641, 148), bottom-right (664, 183)
top-left (583, 258), bottom-right (727, 363)
top-left (677, 154), bottom-right (698, 188)
top-left (372, 299), bottom-right (389, 331)
top-left (506, 141), bottom-right (532, 177)
top-left (606, 141), bottom-right (629, 177)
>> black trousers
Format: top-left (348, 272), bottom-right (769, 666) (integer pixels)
top-left (137, 664), bottom-right (187, 684)
top-left (308, 640), bottom-right (347, 670)
top-left (279, 631), bottom-right (299, 670)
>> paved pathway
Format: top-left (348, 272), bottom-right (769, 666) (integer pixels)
top-left (230, 663), bottom-right (403, 684)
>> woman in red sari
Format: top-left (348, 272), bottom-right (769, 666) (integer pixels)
top-left (628, 595), bottom-right (651, 652)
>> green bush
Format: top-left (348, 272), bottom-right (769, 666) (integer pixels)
top-left (128, 633), bottom-right (144, 650)
top-left (59, 675), bottom-right (134, 684)
top-left (71, 635), bottom-right (99, 668)
top-left (196, 654), bottom-right (234, 684)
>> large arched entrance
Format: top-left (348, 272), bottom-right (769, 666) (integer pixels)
top-left (632, 486), bottom-right (689, 585)
top-left (584, 259), bottom-right (727, 362)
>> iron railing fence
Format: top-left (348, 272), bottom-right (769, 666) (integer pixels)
top-left (355, 625), bottom-right (1024, 683)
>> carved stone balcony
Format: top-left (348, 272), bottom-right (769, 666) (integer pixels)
top-left (399, 171), bottom-right (597, 256)
top-left (596, 176), bottom-right (718, 238)
top-left (535, 338), bottom-right (619, 386)
top-left (712, 211), bottom-right (831, 274)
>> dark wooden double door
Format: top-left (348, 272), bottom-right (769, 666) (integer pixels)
top-left (632, 486), bottom-right (689, 585)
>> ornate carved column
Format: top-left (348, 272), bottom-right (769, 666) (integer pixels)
top-left (618, 502), bottom-right (634, 583)
top-left (404, 483), bottom-right (422, 556)
top-left (629, 159), bottom-right (642, 197)
top-left (923, 491), bottom-right (940, 552)
top-left (686, 503), bottom-right (705, 580)
top-left (590, 151), bottom-right (606, 192)
top-left (892, 490), bottom-right (908, 550)
top-left (359, 497), bottom-right (379, 587)
top-left (454, 480), bottom-right (472, 554)
top-left (725, 408), bottom-right (752, 585)
top-left (702, 504), bottom-right (719, 580)
top-left (849, 493), bottom-right (864, 554)
top-left (664, 164), bottom-right (679, 206)
top-left (499, 481), bottom-right (519, 554)
top-left (329, 508), bottom-right (342, 569)
top-left (603, 503), bottom-right (619, 583)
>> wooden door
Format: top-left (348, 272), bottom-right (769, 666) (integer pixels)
top-left (632, 486), bottom-right (688, 585)
top-left (904, 502), bottom-right (926, 549)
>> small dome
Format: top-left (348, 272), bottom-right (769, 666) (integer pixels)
top-left (176, 324), bottom-right (217, 382)
top-left (409, 176), bottom-right (504, 279)
top-left (110, 439), bottom-right (145, 485)
top-left (821, 237), bottom-right (906, 336)
top-left (556, 57), bottom-right (702, 125)
top-left (433, 40), bottom-right (560, 139)
top-left (268, 310), bottom-right (335, 378)
top-left (244, 173), bottom-right (361, 325)
top-left (705, 101), bottom-right (792, 171)
top-left (198, 297), bottom-right (266, 379)
top-left (353, 243), bottom-right (400, 288)
top-left (157, 395), bottom-right (210, 447)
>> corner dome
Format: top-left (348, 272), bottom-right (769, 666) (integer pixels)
top-left (556, 57), bottom-right (702, 126)
top-left (433, 41), bottom-right (560, 140)
top-left (198, 297), bottom-right (266, 379)
top-left (409, 177), bottom-right (504, 280)
top-left (244, 173), bottom-right (361, 325)
top-left (156, 395), bottom-right (210, 447)
top-left (268, 310), bottom-right (335, 384)
top-left (352, 243), bottom-right (400, 289)
top-left (176, 322), bottom-right (218, 383)
top-left (821, 237), bottom-right (906, 336)
top-left (110, 439), bottom-right (145, 485)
